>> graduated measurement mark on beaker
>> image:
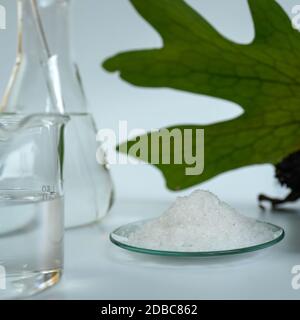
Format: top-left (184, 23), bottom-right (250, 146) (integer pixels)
top-left (42, 185), bottom-right (57, 201)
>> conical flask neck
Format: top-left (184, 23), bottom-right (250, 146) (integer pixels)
top-left (17, 0), bottom-right (71, 60)
top-left (2, 0), bottom-right (87, 114)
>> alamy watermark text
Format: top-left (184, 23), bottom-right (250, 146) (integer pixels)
top-left (96, 121), bottom-right (205, 176)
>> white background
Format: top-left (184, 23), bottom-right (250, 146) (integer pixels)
top-left (0, 0), bottom-right (300, 300)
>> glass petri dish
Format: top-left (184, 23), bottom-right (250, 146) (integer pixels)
top-left (110, 219), bottom-right (285, 257)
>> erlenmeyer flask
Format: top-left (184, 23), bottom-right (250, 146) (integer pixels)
top-left (0, 113), bottom-right (68, 299)
top-left (1, 0), bottom-right (113, 228)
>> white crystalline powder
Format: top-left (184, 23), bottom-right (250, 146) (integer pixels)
top-left (127, 190), bottom-right (277, 252)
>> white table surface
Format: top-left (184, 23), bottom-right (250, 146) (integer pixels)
top-left (31, 199), bottom-right (300, 300)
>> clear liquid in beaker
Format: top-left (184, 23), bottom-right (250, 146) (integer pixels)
top-left (0, 191), bottom-right (64, 299)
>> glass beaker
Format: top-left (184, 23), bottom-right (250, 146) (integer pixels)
top-left (1, 0), bottom-right (114, 228)
top-left (0, 114), bottom-right (68, 299)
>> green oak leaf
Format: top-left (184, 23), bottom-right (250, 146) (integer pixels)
top-left (103, 0), bottom-right (300, 191)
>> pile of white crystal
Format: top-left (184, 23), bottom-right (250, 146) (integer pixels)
top-left (127, 190), bottom-right (276, 252)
